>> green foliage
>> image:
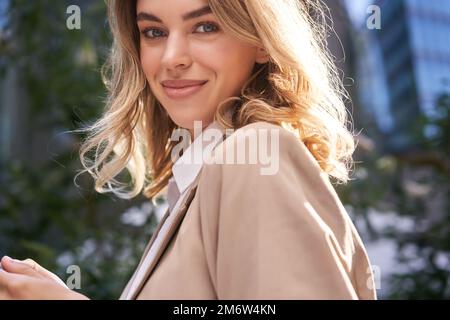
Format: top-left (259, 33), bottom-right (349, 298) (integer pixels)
top-left (338, 91), bottom-right (450, 299)
top-left (0, 0), bottom-right (159, 299)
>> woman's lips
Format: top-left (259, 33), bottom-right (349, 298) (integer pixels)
top-left (162, 81), bottom-right (208, 100)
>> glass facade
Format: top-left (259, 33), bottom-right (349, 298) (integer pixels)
top-left (407, 0), bottom-right (450, 116)
top-left (374, 0), bottom-right (450, 148)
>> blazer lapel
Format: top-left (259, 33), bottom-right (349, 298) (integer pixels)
top-left (119, 206), bottom-right (170, 299)
top-left (125, 181), bottom-right (199, 300)
top-left (120, 125), bottom-right (231, 299)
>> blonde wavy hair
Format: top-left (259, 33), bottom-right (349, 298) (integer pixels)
top-left (77, 0), bottom-right (356, 200)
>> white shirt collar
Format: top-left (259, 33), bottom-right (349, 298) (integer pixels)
top-left (171, 109), bottom-right (233, 195)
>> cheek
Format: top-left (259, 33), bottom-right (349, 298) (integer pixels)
top-left (140, 46), bottom-right (159, 80)
top-left (199, 42), bottom-right (256, 95)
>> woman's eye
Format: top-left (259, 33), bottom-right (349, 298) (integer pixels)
top-left (142, 28), bottom-right (165, 39)
top-left (141, 22), bottom-right (219, 40)
top-left (195, 22), bottom-right (219, 33)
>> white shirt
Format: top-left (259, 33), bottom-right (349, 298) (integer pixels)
top-left (168, 119), bottom-right (227, 213)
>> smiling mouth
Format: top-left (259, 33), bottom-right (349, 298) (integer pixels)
top-left (162, 81), bottom-right (208, 100)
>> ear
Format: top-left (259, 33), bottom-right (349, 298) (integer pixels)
top-left (255, 47), bottom-right (270, 64)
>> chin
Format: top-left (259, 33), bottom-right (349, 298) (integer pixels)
top-left (178, 119), bottom-right (209, 132)
top-left (170, 110), bottom-right (214, 130)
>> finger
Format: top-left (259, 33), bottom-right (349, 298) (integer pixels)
top-left (0, 256), bottom-right (44, 279)
top-left (0, 268), bottom-right (11, 292)
top-left (0, 267), bottom-right (7, 290)
top-left (18, 259), bottom-right (68, 289)
top-left (1, 257), bottom-right (68, 289)
top-left (19, 259), bottom-right (45, 275)
top-left (0, 267), bottom-right (23, 300)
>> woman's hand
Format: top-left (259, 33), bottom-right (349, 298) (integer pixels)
top-left (0, 256), bottom-right (89, 300)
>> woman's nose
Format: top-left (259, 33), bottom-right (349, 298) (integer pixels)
top-left (161, 33), bottom-right (192, 71)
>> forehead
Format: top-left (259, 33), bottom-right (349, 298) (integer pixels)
top-left (136, 0), bottom-right (210, 17)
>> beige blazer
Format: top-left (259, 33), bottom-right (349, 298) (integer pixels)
top-left (119, 121), bottom-right (377, 300)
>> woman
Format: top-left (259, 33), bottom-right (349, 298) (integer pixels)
top-left (0, 0), bottom-right (377, 299)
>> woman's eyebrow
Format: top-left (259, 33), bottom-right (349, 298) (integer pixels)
top-left (136, 5), bottom-right (212, 23)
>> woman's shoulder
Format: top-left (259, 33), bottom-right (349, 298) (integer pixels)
top-left (198, 119), bottom-right (351, 239)
top-left (192, 122), bottom-right (376, 300)
top-left (204, 120), bottom-right (325, 180)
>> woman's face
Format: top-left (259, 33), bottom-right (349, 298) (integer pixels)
top-left (136, 0), bottom-right (268, 136)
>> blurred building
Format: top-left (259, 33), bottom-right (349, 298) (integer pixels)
top-left (352, 15), bottom-right (393, 134)
top-left (322, 0), bottom-right (376, 141)
top-left (347, 0), bottom-right (450, 298)
top-left (356, 0), bottom-right (450, 151)
top-left (323, 0), bottom-right (359, 111)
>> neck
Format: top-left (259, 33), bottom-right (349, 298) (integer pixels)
top-left (189, 124), bottom-right (206, 143)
